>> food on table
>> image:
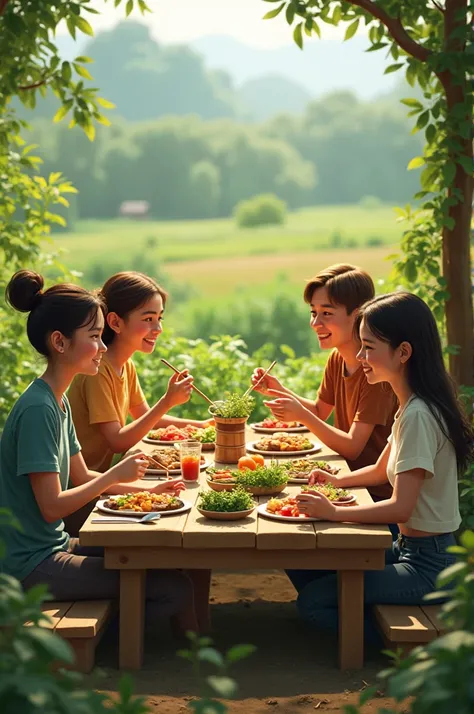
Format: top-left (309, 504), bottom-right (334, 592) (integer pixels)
top-left (197, 487), bottom-right (255, 513)
top-left (210, 393), bottom-right (255, 419)
top-left (253, 432), bottom-right (313, 452)
top-left (238, 455), bottom-right (258, 471)
top-left (207, 463), bottom-right (288, 489)
top-left (285, 458), bottom-right (341, 480)
top-left (250, 453), bottom-right (265, 467)
top-left (147, 424), bottom-right (216, 444)
top-left (301, 484), bottom-right (351, 502)
top-left (266, 496), bottom-right (304, 518)
top-left (147, 447), bottom-right (205, 471)
top-left (258, 418), bottom-right (301, 429)
top-left (104, 491), bottom-right (183, 512)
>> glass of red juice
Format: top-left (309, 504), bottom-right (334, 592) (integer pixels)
top-left (178, 440), bottom-right (202, 482)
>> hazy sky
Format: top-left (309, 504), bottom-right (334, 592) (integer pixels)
top-left (78, 0), bottom-right (348, 48)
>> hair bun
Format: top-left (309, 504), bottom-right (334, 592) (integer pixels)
top-left (6, 270), bottom-right (45, 313)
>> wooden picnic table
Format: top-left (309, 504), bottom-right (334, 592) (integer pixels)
top-left (79, 430), bottom-right (392, 671)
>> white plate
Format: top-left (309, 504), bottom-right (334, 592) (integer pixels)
top-left (145, 459), bottom-right (210, 475)
top-left (250, 423), bottom-right (309, 434)
top-left (257, 503), bottom-right (321, 523)
top-left (96, 498), bottom-right (192, 517)
top-left (246, 441), bottom-right (322, 458)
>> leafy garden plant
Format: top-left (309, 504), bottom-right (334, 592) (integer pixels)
top-left (235, 463), bottom-right (289, 488)
top-left (211, 393), bottom-right (256, 419)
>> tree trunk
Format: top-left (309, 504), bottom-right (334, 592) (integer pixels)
top-left (441, 0), bottom-right (474, 386)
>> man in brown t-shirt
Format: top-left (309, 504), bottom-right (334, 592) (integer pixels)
top-left (252, 264), bottom-right (398, 499)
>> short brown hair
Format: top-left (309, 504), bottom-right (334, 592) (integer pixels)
top-left (303, 264), bottom-right (374, 314)
top-left (99, 272), bottom-right (168, 345)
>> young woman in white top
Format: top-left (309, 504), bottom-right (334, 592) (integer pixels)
top-left (287, 292), bottom-right (473, 634)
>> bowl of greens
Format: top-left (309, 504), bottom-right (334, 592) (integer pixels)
top-left (197, 487), bottom-right (256, 520)
top-left (207, 462), bottom-right (288, 496)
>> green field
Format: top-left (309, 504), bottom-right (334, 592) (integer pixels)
top-left (56, 203), bottom-right (402, 299)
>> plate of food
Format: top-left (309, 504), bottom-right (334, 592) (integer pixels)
top-left (285, 458), bottom-right (341, 484)
top-left (196, 487), bottom-right (256, 521)
top-left (257, 497), bottom-right (320, 522)
top-left (250, 418), bottom-right (309, 433)
top-left (206, 459), bottom-right (288, 496)
top-left (301, 484), bottom-right (356, 505)
top-left (97, 492), bottom-right (192, 517)
top-left (247, 432), bottom-right (322, 457)
top-left (144, 448), bottom-right (209, 475)
top-left (144, 424), bottom-right (216, 450)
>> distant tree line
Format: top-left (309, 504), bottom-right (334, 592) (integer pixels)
top-left (28, 90), bottom-right (422, 224)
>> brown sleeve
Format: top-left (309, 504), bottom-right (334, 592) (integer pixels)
top-left (354, 379), bottom-right (397, 427)
top-left (317, 351), bottom-right (337, 406)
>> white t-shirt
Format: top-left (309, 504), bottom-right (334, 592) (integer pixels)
top-left (387, 395), bottom-right (461, 533)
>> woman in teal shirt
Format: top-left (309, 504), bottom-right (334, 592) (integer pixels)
top-left (0, 270), bottom-right (197, 633)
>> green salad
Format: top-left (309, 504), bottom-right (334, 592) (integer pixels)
top-left (236, 463), bottom-right (288, 488)
top-left (198, 487), bottom-right (255, 512)
top-left (211, 393), bottom-right (255, 419)
top-left (194, 425), bottom-right (216, 443)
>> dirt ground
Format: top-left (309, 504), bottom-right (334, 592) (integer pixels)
top-left (89, 570), bottom-right (397, 714)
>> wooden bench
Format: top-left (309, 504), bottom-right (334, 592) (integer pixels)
top-left (28, 600), bottom-right (113, 673)
top-left (374, 604), bottom-right (448, 654)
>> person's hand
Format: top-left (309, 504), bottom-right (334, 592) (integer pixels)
top-left (109, 452), bottom-right (149, 483)
top-left (149, 478), bottom-right (185, 496)
top-left (296, 491), bottom-right (336, 520)
top-left (308, 469), bottom-right (338, 487)
top-left (164, 370), bottom-right (194, 408)
top-left (197, 418), bottom-right (215, 427)
top-left (263, 391), bottom-right (309, 424)
top-left (251, 367), bottom-right (285, 396)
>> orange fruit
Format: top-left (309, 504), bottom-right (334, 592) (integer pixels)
top-left (238, 456), bottom-right (257, 471)
top-left (251, 454), bottom-right (265, 467)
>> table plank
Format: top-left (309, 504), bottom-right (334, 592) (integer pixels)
top-left (182, 505), bottom-right (257, 549)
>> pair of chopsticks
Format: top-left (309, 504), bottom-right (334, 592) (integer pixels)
top-left (161, 359), bottom-right (216, 406)
top-left (242, 360), bottom-right (277, 397)
top-left (146, 453), bottom-right (170, 478)
top-left (161, 357), bottom-right (277, 405)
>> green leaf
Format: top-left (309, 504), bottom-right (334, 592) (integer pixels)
top-left (75, 16), bottom-right (94, 36)
top-left (138, 0), bottom-right (151, 12)
top-left (425, 124), bottom-right (436, 144)
top-left (285, 3), bottom-right (295, 24)
top-left (66, 17), bottom-right (76, 40)
top-left (74, 63), bottom-right (93, 80)
top-left (416, 111), bottom-right (430, 130)
top-left (407, 156), bottom-right (425, 170)
top-left (263, 2), bottom-right (285, 19)
top-left (226, 644), bottom-right (256, 663)
top-left (460, 530), bottom-right (474, 549)
top-left (311, 20), bottom-right (321, 38)
top-left (96, 97), bottom-right (116, 109)
top-left (384, 63), bottom-right (403, 74)
top-left (82, 122), bottom-right (96, 141)
top-left (443, 162), bottom-right (456, 184)
top-left (198, 647), bottom-right (225, 667)
top-left (207, 676), bottom-right (238, 698)
top-left (27, 627), bottom-right (75, 664)
top-left (95, 113), bottom-right (112, 126)
top-left (436, 561), bottom-right (467, 587)
top-left (400, 98), bottom-right (423, 110)
top-left (61, 61), bottom-right (72, 83)
top-left (293, 22), bottom-right (303, 49)
top-left (344, 19), bottom-right (359, 41)
top-left (53, 102), bottom-right (72, 123)
top-left (404, 260), bottom-right (418, 283)
top-left (75, 55), bottom-right (94, 64)
top-left (126, 0), bottom-right (134, 16)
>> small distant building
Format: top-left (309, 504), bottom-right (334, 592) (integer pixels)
top-left (119, 200), bottom-right (150, 219)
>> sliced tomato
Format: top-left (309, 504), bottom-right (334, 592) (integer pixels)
top-left (280, 505), bottom-right (294, 517)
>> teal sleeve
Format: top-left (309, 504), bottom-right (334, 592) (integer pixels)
top-left (64, 396), bottom-right (81, 456)
top-left (16, 406), bottom-right (61, 475)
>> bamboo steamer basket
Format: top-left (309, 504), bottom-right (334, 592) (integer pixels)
top-left (214, 416), bottom-right (248, 463)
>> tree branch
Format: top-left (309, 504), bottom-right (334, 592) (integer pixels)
top-left (0, 0), bottom-right (10, 16)
top-left (348, 0), bottom-right (431, 62)
top-left (18, 78), bottom-right (48, 91)
top-left (431, 0), bottom-right (445, 11)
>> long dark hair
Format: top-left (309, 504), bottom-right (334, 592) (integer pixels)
top-left (6, 270), bottom-right (105, 358)
top-left (359, 292), bottom-right (474, 472)
top-left (99, 272), bottom-right (167, 346)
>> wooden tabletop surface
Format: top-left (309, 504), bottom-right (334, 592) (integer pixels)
top-left (80, 429), bottom-right (392, 552)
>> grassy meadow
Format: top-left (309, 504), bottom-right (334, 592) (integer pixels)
top-left (56, 204), bottom-right (402, 301)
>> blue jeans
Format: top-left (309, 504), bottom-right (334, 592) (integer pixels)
top-left (287, 532), bottom-right (456, 642)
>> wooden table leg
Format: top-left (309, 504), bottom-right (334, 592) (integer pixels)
top-left (338, 570), bottom-right (364, 670)
top-left (120, 569), bottom-right (145, 669)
